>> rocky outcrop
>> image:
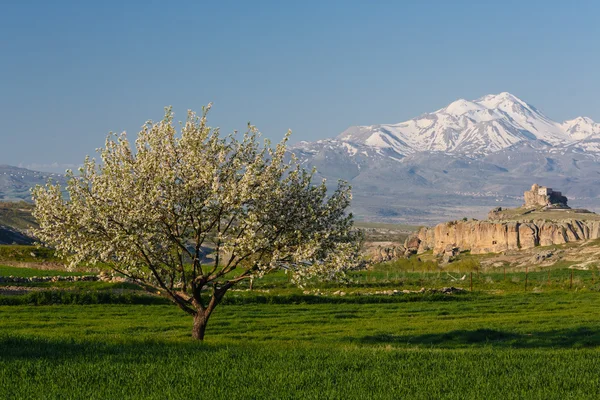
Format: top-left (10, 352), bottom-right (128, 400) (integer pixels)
top-left (416, 219), bottom-right (600, 255)
top-left (371, 245), bottom-right (406, 263)
top-left (404, 236), bottom-right (421, 254)
top-left (441, 245), bottom-right (460, 264)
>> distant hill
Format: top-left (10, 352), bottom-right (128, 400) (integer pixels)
top-left (0, 226), bottom-right (34, 245)
top-left (0, 165), bottom-right (63, 244)
top-left (0, 165), bottom-right (65, 202)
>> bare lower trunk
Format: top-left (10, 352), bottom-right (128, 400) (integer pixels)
top-left (190, 285), bottom-right (230, 341)
top-left (192, 312), bottom-right (209, 341)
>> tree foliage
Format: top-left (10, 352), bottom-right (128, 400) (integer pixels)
top-left (32, 106), bottom-right (362, 339)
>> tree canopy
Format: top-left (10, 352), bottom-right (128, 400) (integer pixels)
top-left (32, 106), bottom-right (362, 340)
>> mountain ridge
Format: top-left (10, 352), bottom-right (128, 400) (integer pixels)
top-left (291, 93), bottom-right (600, 224)
top-left (0, 165), bottom-right (64, 202)
top-left (3, 94), bottom-right (600, 225)
top-left (302, 92), bottom-right (599, 159)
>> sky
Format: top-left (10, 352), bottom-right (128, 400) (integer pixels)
top-left (1, 0), bottom-right (600, 172)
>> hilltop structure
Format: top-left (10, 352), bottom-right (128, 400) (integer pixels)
top-left (523, 184), bottom-right (569, 209)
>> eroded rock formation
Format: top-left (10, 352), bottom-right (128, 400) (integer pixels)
top-left (415, 219), bottom-right (600, 255)
top-left (371, 245), bottom-right (407, 263)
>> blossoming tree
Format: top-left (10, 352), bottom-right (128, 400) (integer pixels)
top-left (32, 106), bottom-right (362, 340)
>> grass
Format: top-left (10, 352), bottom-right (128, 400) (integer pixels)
top-left (2, 292), bottom-right (600, 398)
top-left (3, 248), bottom-right (600, 398)
top-left (0, 245), bottom-right (60, 263)
top-left (3, 292), bottom-right (599, 345)
top-left (3, 337), bottom-right (599, 399)
top-left (0, 264), bottom-right (88, 277)
top-left (491, 206), bottom-right (600, 222)
top-left (0, 290), bottom-right (168, 306)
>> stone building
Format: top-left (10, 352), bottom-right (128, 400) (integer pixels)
top-left (523, 184), bottom-right (568, 208)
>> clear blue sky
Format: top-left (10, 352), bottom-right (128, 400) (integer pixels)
top-left (1, 0), bottom-right (599, 172)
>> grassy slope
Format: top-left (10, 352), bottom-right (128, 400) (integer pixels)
top-left (0, 245), bottom-right (63, 265)
top-left (492, 206), bottom-right (600, 222)
top-left (0, 201), bottom-right (36, 231)
top-left (0, 202), bottom-right (36, 244)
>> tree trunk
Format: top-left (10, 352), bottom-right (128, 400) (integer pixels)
top-left (190, 286), bottom-right (230, 340)
top-left (192, 312), bottom-right (209, 341)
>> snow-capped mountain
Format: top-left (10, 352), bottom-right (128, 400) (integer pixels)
top-left (291, 93), bottom-right (600, 224)
top-left (297, 92), bottom-right (598, 159)
top-left (562, 116), bottom-right (600, 140)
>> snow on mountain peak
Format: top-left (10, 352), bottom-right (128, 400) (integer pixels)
top-left (564, 116), bottom-right (596, 126)
top-left (476, 92), bottom-right (526, 108)
top-left (287, 92), bottom-right (600, 224)
top-left (293, 93), bottom-right (600, 161)
top-left (562, 116), bottom-right (600, 140)
top-left (441, 99), bottom-right (487, 116)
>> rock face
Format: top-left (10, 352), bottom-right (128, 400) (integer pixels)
top-left (404, 236), bottom-right (422, 254)
top-left (416, 219), bottom-right (600, 255)
top-left (371, 245), bottom-right (406, 263)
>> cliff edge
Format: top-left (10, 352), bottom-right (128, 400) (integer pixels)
top-left (411, 184), bottom-right (600, 256)
top-left (416, 218), bottom-right (600, 255)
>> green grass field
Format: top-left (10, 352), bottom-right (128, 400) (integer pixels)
top-left (3, 246), bottom-right (600, 398)
top-left (0, 292), bottom-right (600, 399)
top-left (0, 264), bottom-right (88, 277)
top-left (2, 290), bottom-right (600, 398)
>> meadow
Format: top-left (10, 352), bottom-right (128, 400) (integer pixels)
top-left (2, 293), bottom-right (600, 399)
top-left (2, 248), bottom-right (600, 398)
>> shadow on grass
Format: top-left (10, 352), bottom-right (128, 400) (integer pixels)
top-left (357, 327), bottom-right (600, 348)
top-left (0, 291), bottom-right (476, 306)
top-left (0, 335), bottom-right (220, 361)
top-left (222, 292), bottom-right (475, 305)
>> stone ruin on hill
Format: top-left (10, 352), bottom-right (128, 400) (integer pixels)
top-left (489, 183), bottom-right (571, 220)
top-left (523, 183), bottom-right (569, 209)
